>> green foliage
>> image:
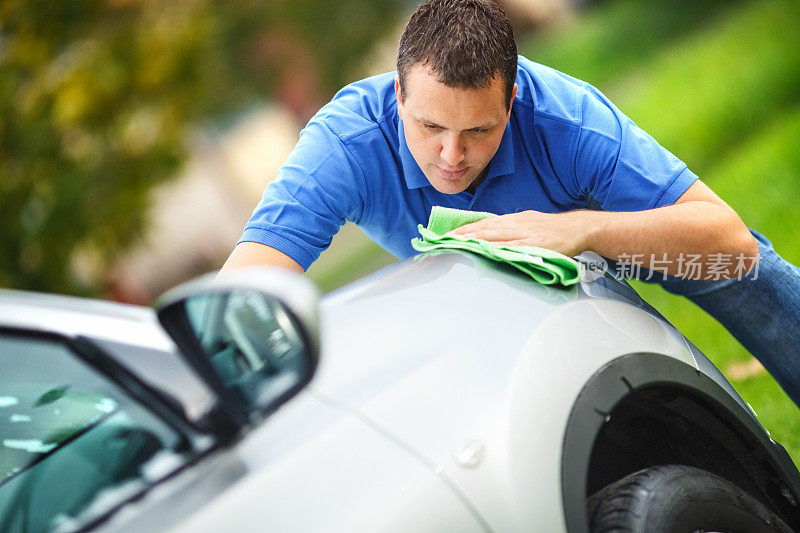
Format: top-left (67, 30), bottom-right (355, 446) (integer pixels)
top-left (0, 0), bottom-right (402, 294)
top-left (1, 1), bottom-right (196, 293)
top-left (213, 0), bottom-right (405, 103)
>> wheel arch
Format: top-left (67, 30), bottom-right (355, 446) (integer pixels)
top-left (561, 352), bottom-right (800, 532)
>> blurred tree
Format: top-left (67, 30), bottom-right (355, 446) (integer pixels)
top-left (0, 0), bottom-right (402, 295)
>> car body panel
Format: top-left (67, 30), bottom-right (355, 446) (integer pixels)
top-left (311, 252), bottom-right (696, 530)
top-left (0, 289), bottom-right (173, 351)
top-left (101, 390), bottom-right (485, 533)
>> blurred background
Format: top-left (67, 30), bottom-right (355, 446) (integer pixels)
top-left (2, 0), bottom-right (799, 459)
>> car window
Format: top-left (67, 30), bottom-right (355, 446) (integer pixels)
top-left (0, 331), bottom-right (191, 533)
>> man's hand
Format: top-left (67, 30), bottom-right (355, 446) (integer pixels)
top-left (447, 180), bottom-right (759, 280)
top-left (448, 210), bottom-right (590, 257)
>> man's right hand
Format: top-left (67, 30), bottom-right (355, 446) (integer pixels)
top-left (218, 242), bottom-right (303, 277)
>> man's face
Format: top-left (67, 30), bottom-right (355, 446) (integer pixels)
top-left (395, 63), bottom-right (516, 194)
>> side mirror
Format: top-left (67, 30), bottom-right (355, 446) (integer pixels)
top-left (155, 268), bottom-right (319, 438)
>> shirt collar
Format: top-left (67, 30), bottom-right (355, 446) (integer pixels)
top-left (398, 117), bottom-right (516, 190)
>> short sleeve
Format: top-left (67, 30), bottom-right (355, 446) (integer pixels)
top-left (238, 121), bottom-right (365, 270)
top-left (573, 87), bottom-right (698, 211)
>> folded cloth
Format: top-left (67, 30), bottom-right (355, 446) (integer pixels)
top-left (411, 206), bottom-right (583, 286)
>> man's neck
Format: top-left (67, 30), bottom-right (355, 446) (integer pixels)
top-left (465, 166), bottom-right (489, 195)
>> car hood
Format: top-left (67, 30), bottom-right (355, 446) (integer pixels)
top-left (313, 251), bottom-right (692, 408)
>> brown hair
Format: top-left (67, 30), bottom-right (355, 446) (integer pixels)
top-left (397, 0), bottom-right (518, 108)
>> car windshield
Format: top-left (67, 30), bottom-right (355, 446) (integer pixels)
top-left (0, 331), bottom-right (192, 533)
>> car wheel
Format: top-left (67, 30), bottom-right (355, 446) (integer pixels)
top-left (587, 464), bottom-right (793, 533)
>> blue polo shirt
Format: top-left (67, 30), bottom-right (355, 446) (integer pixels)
top-left (240, 56), bottom-right (698, 270)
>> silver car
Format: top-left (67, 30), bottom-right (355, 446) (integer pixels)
top-left (0, 250), bottom-right (798, 532)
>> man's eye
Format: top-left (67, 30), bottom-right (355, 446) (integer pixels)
top-left (423, 123), bottom-right (440, 130)
top-left (470, 128), bottom-right (488, 134)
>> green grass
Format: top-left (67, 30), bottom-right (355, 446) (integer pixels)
top-left (307, 237), bottom-right (396, 293)
top-left (608, 0), bottom-right (800, 172)
top-left (705, 106), bottom-right (800, 266)
top-left (522, 0), bottom-right (746, 88)
top-left (527, 0), bottom-right (800, 173)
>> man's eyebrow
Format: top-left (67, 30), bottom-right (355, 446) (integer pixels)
top-left (412, 114), bottom-right (442, 127)
top-left (466, 121), bottom-right (500, 131)
top-left (412, 114), bottom-right (500, 130)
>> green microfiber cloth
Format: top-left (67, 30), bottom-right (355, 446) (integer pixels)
top-left (411, 206), bottom-right (583, 286)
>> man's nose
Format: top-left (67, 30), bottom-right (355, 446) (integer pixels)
top-left (440, 134), bottom-right (466, 167)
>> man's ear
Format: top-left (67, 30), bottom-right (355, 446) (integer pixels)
top-left (394, 76), bottom-right (404, 110)
top-left (507, 83), bottom-right (518, 119)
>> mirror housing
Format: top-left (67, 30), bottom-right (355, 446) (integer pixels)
top-left (155, 267), bottom-right (319, 439)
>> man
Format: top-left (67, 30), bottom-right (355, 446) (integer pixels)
top-left (221, 0), bottom-right (800, 408)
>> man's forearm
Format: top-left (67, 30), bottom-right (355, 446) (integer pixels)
top-left (579, 201), bottom-right (758, 280)
top-left (218, 242), bottom-right (304, 278)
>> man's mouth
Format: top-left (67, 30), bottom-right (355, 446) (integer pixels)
top-left (436, 166), bottom-right (469, 180)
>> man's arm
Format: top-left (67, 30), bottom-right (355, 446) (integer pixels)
top-left (221, 115), bottom-right (367, 278)
top-left (449, 179), bottom-right (759, 280)
top-left (219, 242), bottom-right (304, 276)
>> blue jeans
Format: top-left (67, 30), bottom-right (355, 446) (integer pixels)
top-left (609, 228), bottom-right (800, 409)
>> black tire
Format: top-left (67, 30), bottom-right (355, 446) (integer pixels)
top-left (587, 464), bottom-right (794, 533)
